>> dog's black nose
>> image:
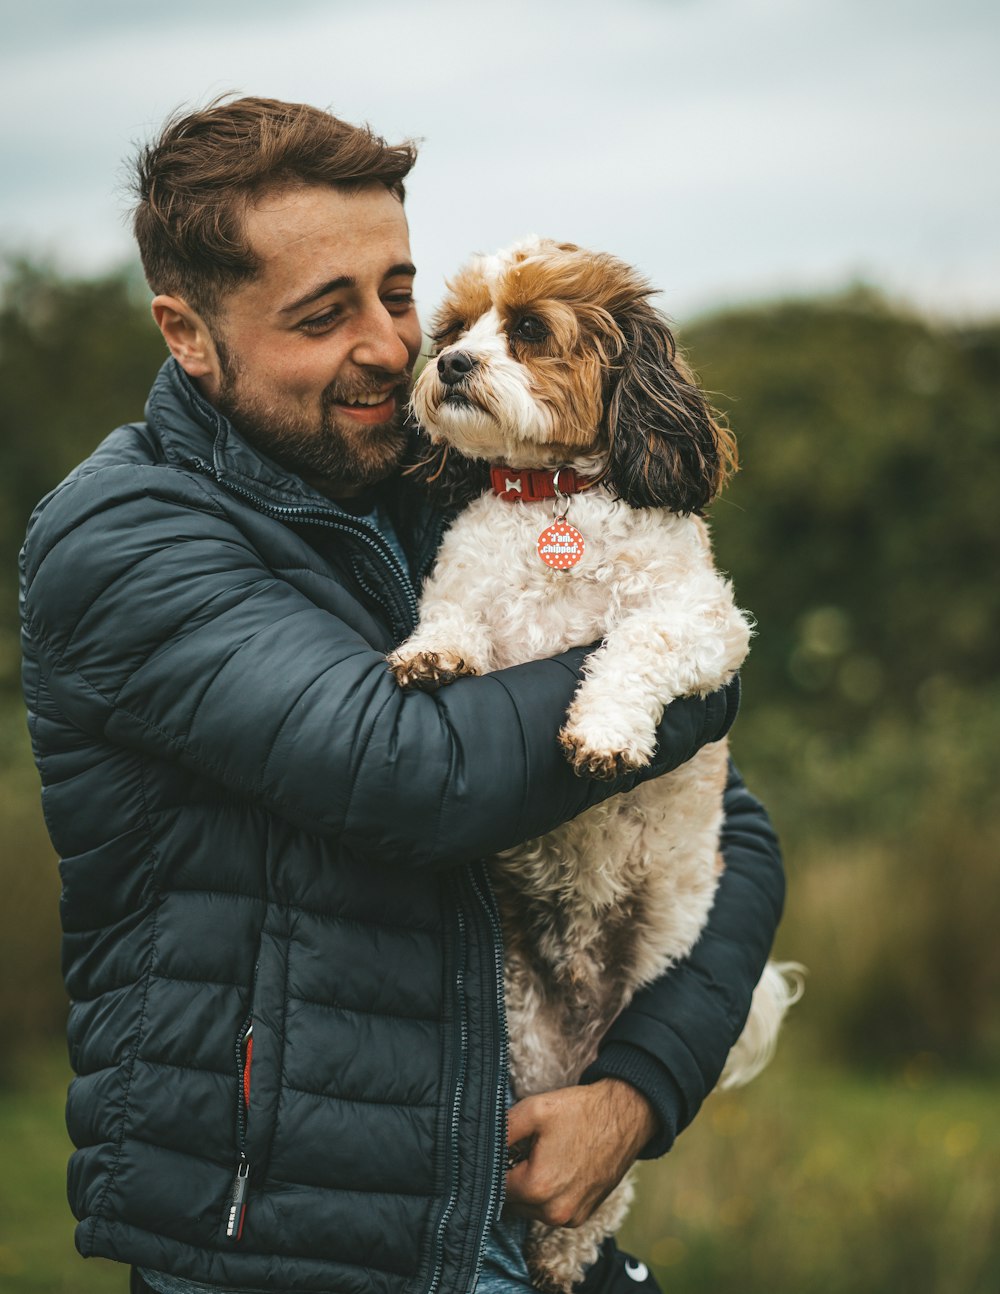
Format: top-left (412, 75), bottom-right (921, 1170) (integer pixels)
top-left (438, 351), bottom-right (477, 386)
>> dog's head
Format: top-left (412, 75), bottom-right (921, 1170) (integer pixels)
top-left (408, 236), bottom-right (736, 512)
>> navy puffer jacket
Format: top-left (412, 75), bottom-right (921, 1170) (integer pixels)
top-left (19, 360), bottom-right (783, 1292)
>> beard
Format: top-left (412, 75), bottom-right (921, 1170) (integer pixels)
top-left (214, 350), bottom-right (411, 495)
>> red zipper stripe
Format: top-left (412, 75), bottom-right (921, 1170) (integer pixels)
top-left (243, 1033), bottom-right (253, 1109)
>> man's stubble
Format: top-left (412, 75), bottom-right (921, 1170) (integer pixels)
top-left (213, 344), bottom-right (411, 495)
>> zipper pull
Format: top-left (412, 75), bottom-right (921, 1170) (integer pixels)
top-left (226, 1155), bottom-right (251, 1241)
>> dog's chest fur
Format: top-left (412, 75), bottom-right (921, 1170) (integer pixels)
top-left (440, 487), bottom-right (715, 666)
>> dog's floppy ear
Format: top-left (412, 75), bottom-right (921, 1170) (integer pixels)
top-left (402, 424), bottom-right (491, 510)
top-left (603, 299), bottom-right (737, 514)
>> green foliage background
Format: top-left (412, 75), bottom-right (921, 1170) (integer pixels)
top-left (0, 260), bottom-right (997, 1292)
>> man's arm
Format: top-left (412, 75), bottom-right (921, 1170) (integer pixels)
top-left (21, 466), bottom-right (736, 872)
top-left (505, 761), bottom-right (784, 1223)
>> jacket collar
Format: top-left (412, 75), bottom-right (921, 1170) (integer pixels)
top-left (144, 358), bottom-right (445, 581)
top-left (146, 358), bottom-right (349, 513)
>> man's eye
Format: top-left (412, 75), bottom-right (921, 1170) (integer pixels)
top-left (384, 292), bottom-right (415, 313)
top-left (299, 306), bottom-right (343, 333)
top-left (511, 315), bottom-right (548, 344)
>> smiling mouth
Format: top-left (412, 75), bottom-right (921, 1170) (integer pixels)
top-left (332, 391), bottom-right (399, 424)
top-left (340, 389), bottom-right (396, 407)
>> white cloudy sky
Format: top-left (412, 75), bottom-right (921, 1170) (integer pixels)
top-left (1, 0), bottom-right (997, 322)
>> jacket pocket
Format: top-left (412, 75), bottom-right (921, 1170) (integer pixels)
top-left (223, 932), bottom-right (287, 1243)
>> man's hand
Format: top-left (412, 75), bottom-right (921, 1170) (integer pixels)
top-left (503, 1078), bottom-right (658, 1227)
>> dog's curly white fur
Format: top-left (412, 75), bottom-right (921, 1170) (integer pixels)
top-left (389, 237), bottom-right (801, 1291)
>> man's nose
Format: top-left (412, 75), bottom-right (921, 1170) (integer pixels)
top-left (352, 305), bottom-right (413, 373)
top-left (437, 351), bottom-right (477, 386)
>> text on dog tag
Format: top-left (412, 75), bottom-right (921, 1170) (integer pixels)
top-left (537, 521), bottom-right (585, 570)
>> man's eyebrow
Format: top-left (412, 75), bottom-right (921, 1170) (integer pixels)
top-left (279, 263), bottom-right (417, 316)
top-left (280, 276), bottom-right (354, 315)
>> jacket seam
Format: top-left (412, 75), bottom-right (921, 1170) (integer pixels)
top-left (615, 987), bottom-right (741, 1049)
top-left (261, 1172), bottom-right (437, 1202)
top-left (28, 658), bottom-right (47, 827)
top-left (257, 657), bottom-right (344, 784)
top-left (148, 972), bottom-right (248, 990)
top-left (174, 603), bottom-right (326, 745)
top-left (73, 978), bottom-right (437, 1019)
top-left (68, 970), bottom-right (256, 1006)
top-left (65, 1061), bottom-right (117, 1079)
top-left (262, 926), bottom-right (294, 1180)
top-left (288, 994), bottom-right (439, 1025)
top-left (281, 1081), bottom-right (437, 1110)
top-left (128, 1056), bottom-right (233, 1082)
top-left (427, 717), bottom-right (460, 866)
top-left (162, 888), bottom-right (441, 934)
top-left (341, 684), bottom-right (399, 833)
top-left (479, 673), bottom-right (531, 846)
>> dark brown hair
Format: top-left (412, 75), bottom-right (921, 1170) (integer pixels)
top-left (132, 95), bottom-right (417, 320)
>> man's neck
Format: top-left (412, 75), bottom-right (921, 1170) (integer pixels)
top-left (301, 473), bottom-right (366, 502)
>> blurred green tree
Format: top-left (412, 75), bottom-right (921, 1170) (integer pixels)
top-left (0, 258), bottom-right (165, 698)
top-left (688, 286), bottom-right (1000, 720)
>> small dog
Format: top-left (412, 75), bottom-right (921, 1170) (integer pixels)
top-left (389, 238), bottom-right (800, 1292)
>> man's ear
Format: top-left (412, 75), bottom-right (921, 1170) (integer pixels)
top-left (151, 295), bottom-right (222, 389)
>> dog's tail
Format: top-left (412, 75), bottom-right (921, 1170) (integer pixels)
top-left (718, 959), bottom-right (806, 1090)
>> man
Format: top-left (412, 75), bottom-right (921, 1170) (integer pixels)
top-left (20, 98), bottom-right (784, 1294)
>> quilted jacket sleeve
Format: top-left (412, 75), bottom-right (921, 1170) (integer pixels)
top-left (580, 761), bottom-right (785, 1156)
top-left (21, 465), bottom-right (735, 872)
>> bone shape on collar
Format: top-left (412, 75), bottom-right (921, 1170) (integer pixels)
top-left (489, 466), bottom-right (596, 503)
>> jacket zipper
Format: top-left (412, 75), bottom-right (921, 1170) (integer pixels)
top-left (425, 866), bottom-right (509, 1294)
top-left (184, 457), bottom-right (422, 636)
top-left (226, 969), bottom-right (257, 1242)
top-left (467, 863), bottom-right (510, 1290)
top-left (226, 1155), bottom-right (250, 1242)
top-left (425, 886), bottom-right (468, 1294)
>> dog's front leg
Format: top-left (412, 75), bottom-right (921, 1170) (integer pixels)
top-left (388, 612), bottom-right (491, 690)
top-left (559, 598), bottom-right (751, 778)
top-left (387, 535), bottom-right (495, 691)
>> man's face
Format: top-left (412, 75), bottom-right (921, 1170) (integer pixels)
top-left (204, 182), bottom-right (423, 496)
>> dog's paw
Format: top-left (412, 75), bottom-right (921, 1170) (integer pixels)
top-left (558, 726), bottom-right (651, 780)
top-left (387, 648), bottom-right (480, 692)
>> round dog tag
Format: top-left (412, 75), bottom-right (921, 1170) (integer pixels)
top-left (537, 520), bottom-right (585, 570)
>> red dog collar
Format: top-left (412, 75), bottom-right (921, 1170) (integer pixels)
top-left (489, 466), bottom-right (596, 502)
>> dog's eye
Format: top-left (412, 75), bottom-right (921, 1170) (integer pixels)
top-left (432, 321), bottom-right (465, 347)
top-left (510, 315), bottom-right (549, 344)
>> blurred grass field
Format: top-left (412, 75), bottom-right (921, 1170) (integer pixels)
top-left (624, 1054), bottom-right (1000, 1294)
top-left (2, 1045), bottom-right (997, 1294)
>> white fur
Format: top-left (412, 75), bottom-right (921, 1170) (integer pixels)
top-left (720, 961), bottom-right (806, 1089)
